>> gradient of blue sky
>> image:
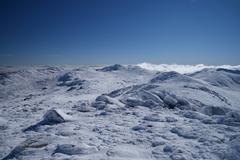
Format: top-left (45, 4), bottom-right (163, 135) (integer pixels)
top-left (0, 0), bottom-right (240, 65)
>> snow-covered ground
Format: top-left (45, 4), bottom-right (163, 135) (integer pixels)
top-left (0, 64), bottom-right (240, 160)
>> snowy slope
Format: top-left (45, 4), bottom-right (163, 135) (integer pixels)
top-left (0, 64), bottom-right (240, 160)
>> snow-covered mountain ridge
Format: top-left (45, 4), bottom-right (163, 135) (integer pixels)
top-left (137, 62), bottom-right (240, 74)
top-left (0, 64), bottom-right (240, 160)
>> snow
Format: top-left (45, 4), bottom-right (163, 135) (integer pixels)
top-left (53, 143), bottom-right (98, 155)
top-left (137, 62), bottom-right (240, 74)
top-left (0, 64), bottom-right (240, 160)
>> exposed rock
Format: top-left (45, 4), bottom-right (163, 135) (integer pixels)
top-left (152, 141), bottom-right (165, 147)
top-left (92, 100), bottom-right (106, 110)
top-left (41, 110), bottom-right (66, 125)
top-left (163, 95), bottom-right (178, 109)
top-left (2, 135), bottom-right (51, 160)
top-left (226, 111), bottom-right (240, 122)
top-left (23, 109), bottom-right (65, 132)
top-left (163, 145), bottom-right (173, 152)
top-left (132, 125), bottom-right (146, 131)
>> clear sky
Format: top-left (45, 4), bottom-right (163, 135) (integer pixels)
top-left (0, 0), bottom-right (240, 65)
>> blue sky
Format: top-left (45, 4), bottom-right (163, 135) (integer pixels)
top-left (0, 0), bottom-right (240, 65)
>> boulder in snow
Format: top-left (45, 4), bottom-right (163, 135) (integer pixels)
top-left (163, 145), bottom-right (173, 152)
top-left (23, 109), bottom-right (66, 132)
top-left (163, 95), bottom-right (178, 109)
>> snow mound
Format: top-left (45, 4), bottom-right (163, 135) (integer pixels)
top-left (53, 143), bottom-right (97, 155)
top-left (106, 144), bottom-right (151, 159)
top-left (170, 127), bottom-right (199, 139)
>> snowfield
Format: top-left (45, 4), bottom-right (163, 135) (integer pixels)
top-left (0, 64), bottom-right (240, 160)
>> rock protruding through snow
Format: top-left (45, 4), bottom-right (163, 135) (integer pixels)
top-left (2, 135), bottom-right (52, 160)
top-left (23, 109), bottom-right (66, 132)
top-left (1, 65), bottom-right (240, 160)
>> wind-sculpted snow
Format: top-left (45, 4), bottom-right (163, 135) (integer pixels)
top-left (189, 68), bottom-right (240, 88)
top-left (53, 143), bottom-right (98, 155)
top-left (0, 64), bottom-right (240, 160)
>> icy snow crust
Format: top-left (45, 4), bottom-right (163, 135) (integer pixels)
top-left (0, 64), bottom-right (240, 160)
